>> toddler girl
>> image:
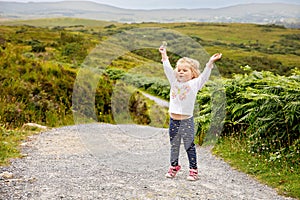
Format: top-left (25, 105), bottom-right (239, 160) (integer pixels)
top-left (159, 45), bottom-right (222, 181)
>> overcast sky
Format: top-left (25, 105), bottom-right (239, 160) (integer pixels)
top-left (3, 0), bottom-right (300, 9)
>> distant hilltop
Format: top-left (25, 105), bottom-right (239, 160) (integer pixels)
top-left (0, 1), bottom-right (299, 27)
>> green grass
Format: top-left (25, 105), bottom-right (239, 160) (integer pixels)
top-left (0, 125), bottom-right (42, 166)
top-left (1, 19), bottom-right (299, 77)
top-left (0, 17), bottom-right (116, 27)
top-left (212, 137), bottom-right (300, 199)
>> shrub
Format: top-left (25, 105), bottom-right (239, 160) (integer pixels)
top-left (195, 66), bottom-right (300, 166)
top-left (28, 39), bottom-right (46, 53)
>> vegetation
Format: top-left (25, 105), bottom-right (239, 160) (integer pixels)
top-left (0, 18), bottom-right (299, 198)
top-left (213, 137), bottom-right (299, 198)
top-left (196, 68), bottom-right (300, 198)
top-left (0, 125), bottom-right (44, 166)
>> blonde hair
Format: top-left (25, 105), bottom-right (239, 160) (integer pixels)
top-left (175, 57), bottom-right (200, 79)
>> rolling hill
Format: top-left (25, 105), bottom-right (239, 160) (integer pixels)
top-left (0, 1), bottom-right (299, 27)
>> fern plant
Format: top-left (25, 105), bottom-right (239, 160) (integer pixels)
top-left (195, 67), bottom-right (300, 166)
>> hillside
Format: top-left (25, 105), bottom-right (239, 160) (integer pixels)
top-left (0, 19), bottom-right (299, 128)
top-left (0, 1), bottom-right (300, 27)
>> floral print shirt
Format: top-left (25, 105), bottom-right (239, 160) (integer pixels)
top-left (163, 59), bottom-right (212, 116)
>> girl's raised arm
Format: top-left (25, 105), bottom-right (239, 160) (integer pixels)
top-left (193, 53), bottom-right (222, 90)
top-left (159, 45), bottom-right (176, 83)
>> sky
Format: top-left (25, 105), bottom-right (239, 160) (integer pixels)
top-left (2, 0), bottom-right (300, 9)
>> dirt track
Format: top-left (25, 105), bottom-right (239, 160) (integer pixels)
top-left (0, 123), bottom-right (295, 200)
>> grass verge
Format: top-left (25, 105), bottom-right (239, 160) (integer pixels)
top-left (212, 137), bottom-right (300, 199)
top-left (0, 125), bottom-right (44, 166)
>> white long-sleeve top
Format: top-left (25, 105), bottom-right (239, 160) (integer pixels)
top-left (163, 59), bottom-right (212, 116)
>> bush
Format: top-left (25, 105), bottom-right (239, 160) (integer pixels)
top-left (28, 39), bottom-right (46, 53)
top-left (195, 66), bottom-right (300, 167)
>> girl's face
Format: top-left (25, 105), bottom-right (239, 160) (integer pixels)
top-left (175, 65), bottom-right (193, 82)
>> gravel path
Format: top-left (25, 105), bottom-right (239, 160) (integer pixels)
top-left (141, 92), bottom-right (169, 108)
top-left (0, 123), bottom-right (296, 200)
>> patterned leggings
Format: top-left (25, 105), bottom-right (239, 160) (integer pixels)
top-left (168, 117), bottom-right (197, 169)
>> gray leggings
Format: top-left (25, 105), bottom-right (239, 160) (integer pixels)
top-left (169, 117), bottom-right (197, 169)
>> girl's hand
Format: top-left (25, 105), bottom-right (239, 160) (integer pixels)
top-left (159, 45), bottom-right (167, 54)
top-left (209, 53), bottom-right (222, 63)
top-left (159, 45), bottom-right (168, 61)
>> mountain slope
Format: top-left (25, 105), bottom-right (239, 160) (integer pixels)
top-left (0, 1), bottom-right (299, 26)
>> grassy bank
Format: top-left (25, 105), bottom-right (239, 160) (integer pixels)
top-left (0, 125), bottom-right (44, 166)
top-left (213, 137), bottom-right (299, 199)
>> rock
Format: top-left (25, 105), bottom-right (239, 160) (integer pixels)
top-left (22, 123), bottom-right (47, 130)
top-left (0, 171), bottom-right (13, 179)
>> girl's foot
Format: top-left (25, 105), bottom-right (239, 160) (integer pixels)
top-left (187, 168), bottom-right (198, 181)
top-left (165, 165), bottom-right (181, 178)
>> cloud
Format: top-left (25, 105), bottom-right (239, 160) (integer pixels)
top-left (4, 0), bottom-right (300, 9)
top-left (95, 0), bottom-right (300, 9)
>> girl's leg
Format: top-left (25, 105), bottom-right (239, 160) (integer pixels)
top-left (169, 118), bottom-right (181, 166)
top-left (181, 118), bottom-right (197, 169)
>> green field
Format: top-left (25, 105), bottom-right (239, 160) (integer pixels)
top-left (1, 18), bottom-right (299, 76)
